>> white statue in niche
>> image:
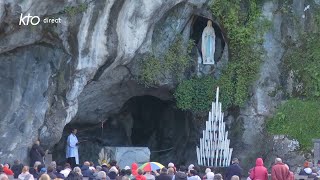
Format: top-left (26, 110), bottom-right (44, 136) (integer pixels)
top-left (201, 20), bottom-right (216, 64)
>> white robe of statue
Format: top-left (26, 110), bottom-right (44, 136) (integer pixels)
top-left (201, 20), bottom-right (216, 64)
top-left (66, 133), bottom-right (79, 164)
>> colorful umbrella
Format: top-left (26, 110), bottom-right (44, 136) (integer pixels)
top-left (139, 162), bottom-right (164, 172)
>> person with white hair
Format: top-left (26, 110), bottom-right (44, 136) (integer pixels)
top-left (230, 175), bottom-right (239, 180)
top-left (29, 161), bottom-right (41, 178)
top-left (168, 163), bottom-right (176, 174)
top-left (108, 166), bottom-right (119, 180)
top-left (206, 172), bottom-right (214, 180)
top-left (188, 164), bottom-right (194, 171)
top-left (97, 171), bottom-right (110, 180)
top-left (73, 167), bottom-right (83, 177)
top-left (168, 163), bottom-right (174, 168)
top-left (49, 161), bottom-right (57, 170)
top-left (213, 174), bottom-right (223, 180)
top-left (203, 168), bottom-right (214, 180)
top-left (271, 158), bottom-right (290, 180)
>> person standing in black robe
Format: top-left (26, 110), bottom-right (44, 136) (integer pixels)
top-left (30, 140), bottom-right (47, 166)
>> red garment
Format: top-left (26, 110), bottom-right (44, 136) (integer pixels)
top-left (249, 158), bottom-right (268, 180)
top-left (136, 174), bottom-right (147, 180)
top-left (288, 171), bottom-right (294, 180)
top-left (132, 163), bottom-right (138, 177)
top-left (271, 162), bottom-right (290, 180)
top-left (3, 166), bottom-right (14, 175)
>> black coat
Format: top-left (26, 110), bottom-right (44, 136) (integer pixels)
top-left (225, 163), bottom-right (242, 180)
top-left (55, 172), bottom-right (66, 179)
top-left (174, 171), bottom-right (188, 180)
top-left (29, 167), bottom-right (40, 179)
top-left (11, 164), bottom-right (24, 178)
top-left (30, 144), bottom-right (45, 166)
top-left (66, 171), bottom-right (83, 180)
top-left (156, 173), bottom-right (172, 180)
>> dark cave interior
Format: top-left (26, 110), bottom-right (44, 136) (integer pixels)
top-left (53, 95), bottom-right (194, 165)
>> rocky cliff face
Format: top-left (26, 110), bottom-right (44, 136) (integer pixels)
top-left (0, 0), bottom-right (318, 169)
top-left (0, 0), bottom-right (208, 164)
top-left (229, 0), bottom-right (319, 170)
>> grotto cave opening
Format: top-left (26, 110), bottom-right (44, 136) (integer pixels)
top-left (190, 15), bottom-right (225, 62)
top-left (52, 95), bottom-right (195, 165)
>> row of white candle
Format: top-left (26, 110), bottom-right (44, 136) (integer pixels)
top-left (196, 87), bottom-right (233, 167)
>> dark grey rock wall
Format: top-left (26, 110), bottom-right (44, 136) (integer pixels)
top-left (0, 0), bottom-right (208, 164)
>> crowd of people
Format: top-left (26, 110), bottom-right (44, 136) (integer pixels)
top-left (0, 159), bottom-right (224, 180)
top-left (1, 136), bottom-right (319, 180)
top-left (0, 156), bottom-right (319, 180)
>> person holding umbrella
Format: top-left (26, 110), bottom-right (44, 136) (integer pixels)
top-left (145, 170), bottom-right (155, 180)
top-left (140, 162), bottom-right (164, 172)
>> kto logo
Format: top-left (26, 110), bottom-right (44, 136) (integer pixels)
top-left (19, 13), bottom-right (40, 25)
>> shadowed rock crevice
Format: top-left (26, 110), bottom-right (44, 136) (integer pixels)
top-left (92, 0), bottom-right (126, 81)
top-left (52, 95), bottom-right (196, 165)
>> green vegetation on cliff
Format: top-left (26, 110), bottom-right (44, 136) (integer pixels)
top-left (210, 0), bottom-right (270, 108)
top-left (266, 3), bottom-right (320, 150)
top-left (174, 0), bottom-right (269, 112)
top-left (174, 76), bottom-right (216, 112)
top-left (267, 99), bottom-right (320, 149)
top-left (284, 33), bottom-right (320, 99)
top-left (139, 36), bottom-right (194, 87)
top-left (64, 3), bottom-right (87, 16)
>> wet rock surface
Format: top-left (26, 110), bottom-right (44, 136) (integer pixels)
top-left (0, 0), bottom-right (318, 169)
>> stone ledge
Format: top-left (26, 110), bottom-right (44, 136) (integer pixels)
top-left (102, 147), bottom-right (150, 169)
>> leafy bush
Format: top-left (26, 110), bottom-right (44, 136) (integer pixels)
top-left (174, 76), bottom-right (216, 112)
top-left (139, 35), bottom-right (194, 87)
top-left (266, 99), bottom-right (320, 150)
top-left (209, 0), bottom-right (269, 109)
top-left (267, 5), bottom-right (320, 150)
top-left (174, 0), bottom-right (270, 112)
top-left (139, 54), bottom-right (162, 87)
top-left (284, 32), bottom-right (320, 99)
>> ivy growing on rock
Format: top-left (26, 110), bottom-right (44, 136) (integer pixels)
top-left (174, 0), bottom-right (270, 112)
top-left (267, 3), bottom-right (320, 150)
top-left (174, 76), bottom-right (216, 112)
top-left (266, 99), bottom-right (320, 150)
top-left (211, 0), bottom-right (270, 108)
top-left (139, 35), bottom-right (194, 87)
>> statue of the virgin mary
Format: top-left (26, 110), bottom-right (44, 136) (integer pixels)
top-left (201, 20), bottom-right (216, 64)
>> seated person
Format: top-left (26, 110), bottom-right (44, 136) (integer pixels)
top-left (299, 161), bottom-right (312, 176)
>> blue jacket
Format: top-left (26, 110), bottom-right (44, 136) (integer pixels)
top-left (225, 163), bottom-right (242, 180)
top-left (81, 165), bottom-right (94, 178)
